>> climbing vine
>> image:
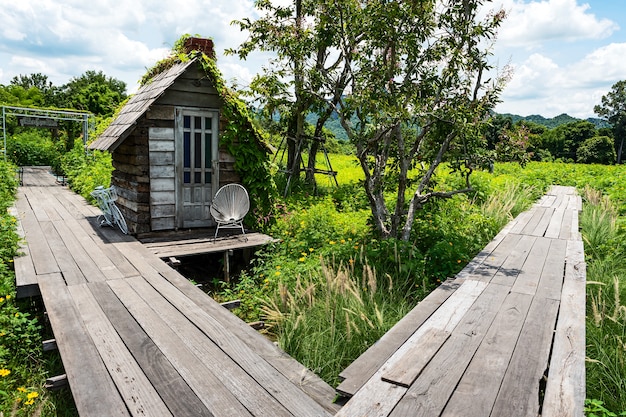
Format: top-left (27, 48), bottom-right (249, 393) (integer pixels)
top-left (141, 34), bottom-right (276, 228)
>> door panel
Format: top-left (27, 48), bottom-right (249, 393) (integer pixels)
top-left (175, 108), bottom-right (219, 228)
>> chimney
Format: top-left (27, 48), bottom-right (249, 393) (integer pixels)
top-left (183, 37), bottom-right (215, 58)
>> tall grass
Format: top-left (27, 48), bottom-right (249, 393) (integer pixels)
top-left (582, 187), bottom-right (626, 413)
top-left (480, 181), bottom-right (537, 227)
top-left (262, 258), bottom-right (412, 387)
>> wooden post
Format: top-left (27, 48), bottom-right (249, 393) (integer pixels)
top-left (223, 249), bottom-right (233, 282)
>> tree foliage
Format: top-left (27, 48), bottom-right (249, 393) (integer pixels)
top-left (595, 80), bottom-right (626, 163)
top-left (540, 120), bottom-right (596, 162)
top-left (232, 0), bottom-right (509, 240)
top-left (576, 136), bottom-right (616, 165)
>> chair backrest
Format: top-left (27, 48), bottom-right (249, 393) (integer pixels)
top-left (210, 184), bottom-right (250, 222)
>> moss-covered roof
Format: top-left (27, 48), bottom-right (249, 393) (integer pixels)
top-left (89, 59), bottom-right (194, 151)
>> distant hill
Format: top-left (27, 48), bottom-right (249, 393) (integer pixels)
top-left (304, 111), bottom-right (611, 142)
top-left (498, 113), bottom-right (611, 129)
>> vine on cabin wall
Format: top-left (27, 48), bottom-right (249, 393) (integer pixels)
top-left (141, 35), bottom-right (276, 227)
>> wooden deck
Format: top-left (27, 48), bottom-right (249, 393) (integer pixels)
top-left (335, 185), bottom-right (586, 417)
top-left (139, 229), bottom-right (277, 259)
top-left (12, 167), bottom-right (340, 417)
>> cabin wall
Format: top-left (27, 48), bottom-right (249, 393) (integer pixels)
top-left (111, 63), bottom-right (244, 234)
top-left (111, 127), bottom-right (151, 235)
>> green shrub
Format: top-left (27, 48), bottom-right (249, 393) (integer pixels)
top-left (6, 131), bottom-right (62, 168)
top-left (60, 141), bottom-right (113, 200)
top-left (577, 136), bottom-right (616, 164)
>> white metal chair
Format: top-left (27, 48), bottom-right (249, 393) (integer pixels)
top-left (210, 183), bottom-right (250, 240)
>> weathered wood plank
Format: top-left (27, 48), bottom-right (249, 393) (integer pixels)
top-left (510, 237), bottom-right (551, 295)
top-left (559, 208), bottom-right (574, 240)
top-left (508, 208), bottom-right (536, 235)
top-left (39, 221), bottom-right (86, 286)
top-left (10, 205), bottom-right (39, 297)
top-left (50, 220), bottom-right (107, 283)
top-left (544, 207), bottom-right (566, 238)
top-left (46, 193), bottom-right (126, 280)
top-left (148, 127), bottom-right (175, 141)
top-left (67, 284), bottom-right (173, 417)
top-left (138, 243), bottom-right (340, 414)
top-left (521, 206), bottom-right (548, 235)
top-left (14, 191), bottom-right (59, 275)
top-left (336, 279), bottom-right (461, 397)
top-left (490, 297), bottom-right (560, 416)
top-left (88, 281), bottom-right (215, 417)
top-left (336, 281), bottom-right (492, 417)
top-left (440, 292), bottom-right (534, 416)
top-left (455, 218), bottom-right (520, 281)
top-left (136, 269), bottom-right (333, 417)
top-left (380, 327), bottom-right (450, 387)
top-left (542, 239), bottom-right (586, 417)
top-left (109, 277), bottom-right (284, 417)
top-left (467, 233), bottom-right (522, 282)
top-left (386, 288), bottom-right (522, 417)
top-left (490, 234), bottom-right (536, 287)
top-left (536, 238), bottom-right (567, 301)
top-left (38, 274), bottom-right (130, 417)
top-left (530, 206), bottom-right (555, 236)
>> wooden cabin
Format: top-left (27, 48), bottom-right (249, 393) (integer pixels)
top-left (89, 38), bottom-right (270, 235)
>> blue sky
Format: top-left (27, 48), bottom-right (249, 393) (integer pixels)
top-left (1, 0), bottom-right (624, 119)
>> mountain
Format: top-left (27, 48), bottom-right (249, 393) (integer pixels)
top-left (498, 113), bottom-right (611, 129)
top-left (302, 111), bottom-right (612, 142)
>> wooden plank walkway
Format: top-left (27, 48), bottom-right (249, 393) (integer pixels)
top-left (13, 167), bottom-right (340, 417)
top-left (335, 185), bottom-right (586, 417)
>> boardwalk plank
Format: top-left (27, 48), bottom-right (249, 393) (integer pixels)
top-left (490, 297), bottom-right (560, 416)
top-left (88, 281), bottom-right (215, 417)
top-left (109, 277), bottom-right (286, 417)
top-left (530, 206), bottom-right (555, 236)
top-left (9, 206), bottom-right (39, 297)
top-left (38, 274), bottom-right (129, 417)
top-left (386, 284), bottom-right (513, 417)
top-left (508, 208), bottom-right (535, 235)
top-left (67, 284), bottom-right (173, 417)
top-left (440, 292), bottom-right (533, 416)
top-left (510, 237), bottom-right (551, 295)
top-left (51, 220), bottom-right (108, 283)
top-left (137, 268), bottom-right (333, 417)
top-left (43, 191), bottom-right (126, 280)
top-left (521, 206), bottom-right (548, 235)
top-left (536, 238), bottom-right (567, 301)
top-left (380, 327), bottom-right (450, 387)
top-left (336, 281), bottom-right (498, 417)
top-left (469, 233), bottom-right (522, 282)
top-left (39, 221), bottom-right (86, 286)
top-left (14, 192), bottom-right (59, 275)
top-left (490, 234), bottom-right (536, 287)
top-left (120, 240), bottom-right (341, 414)
top-left (336, 279), bottom-right (461, 397)
top-left (542, 239), bottom-right (586, 417)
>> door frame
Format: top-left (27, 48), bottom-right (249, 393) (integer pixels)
top-left (174, 106), bottom-right (220, 228)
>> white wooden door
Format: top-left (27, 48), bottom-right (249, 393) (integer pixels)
top-left (175, 108), bottom-right (219, 228)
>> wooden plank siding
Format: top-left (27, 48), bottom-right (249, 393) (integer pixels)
top-left (336, 185), bottom-right (586, 417)
top-left (149, 127), bottom-right (176, 231)
top-left (13, 167), bottom-right (339, 417)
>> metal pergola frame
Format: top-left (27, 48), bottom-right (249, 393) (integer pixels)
top-left (1, 105), bottom-right (95, 161)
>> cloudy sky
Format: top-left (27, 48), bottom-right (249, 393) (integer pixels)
top-left (1, 0), bottom-right (624, 119)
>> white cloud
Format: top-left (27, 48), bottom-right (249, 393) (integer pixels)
top-left (496, 42), bottom-right (626, 118)
top-left (496, 0), bottom-right (618, 48)
top-left (569, 43), bottom-right (626, 86)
